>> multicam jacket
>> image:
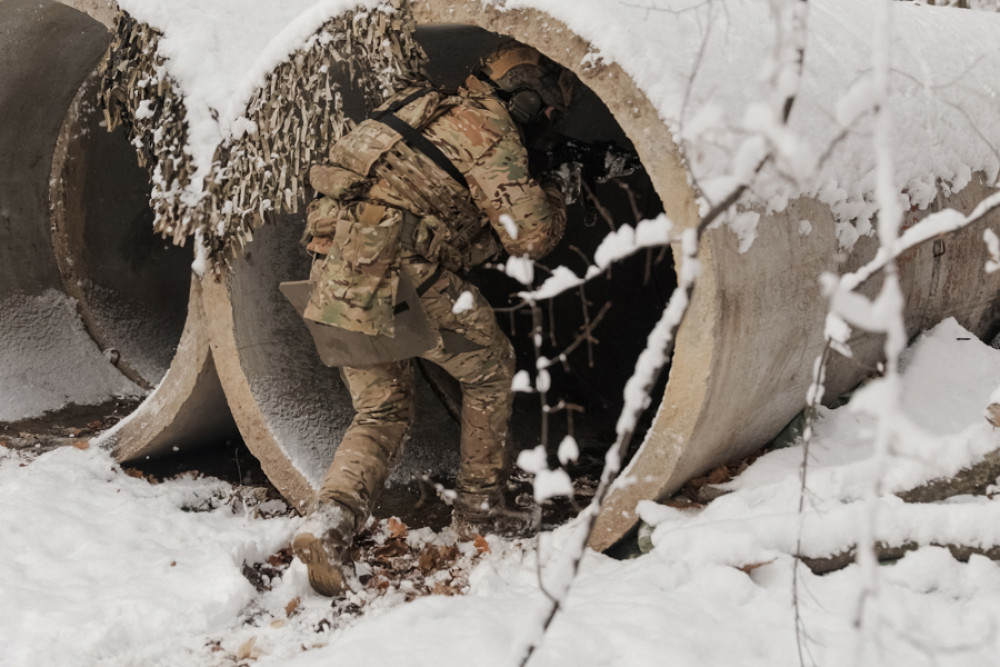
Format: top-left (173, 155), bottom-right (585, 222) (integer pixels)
top-left (302, 79), bottom-right (566, 338)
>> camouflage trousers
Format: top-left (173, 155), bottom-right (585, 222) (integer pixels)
top-left (316, 253), bottom-right (516, 530)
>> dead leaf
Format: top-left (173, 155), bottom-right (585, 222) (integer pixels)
top-left (706, 466), bottom-right (730, 485)
top-left (417, 546), bottom-right (441, 574)
top-left (236, 637), bottom-right (257, 660)
top-left (438, 545), bottom-right (459, 563)
top-left (386, 517), bottom-right (408, 540)
top-left (738, 559), bottom-right (776, 575)
top-left (473, 535), bottom-right (490, 554)
top-left (123, 468), bottom-right (144, 478)
top-left (372, 539), bottom-right (408, 563)
top-left (270, 619), bottom-right (286, 629)
top-left (86, 420), bottom-right (103, 430)
top-left (432, 582), bottom-right (458, 596)
top-left (268, 548), bottom-right (293, 568)
top-left (285, 597), bottom-right (301, 617)
top-left (987, 403), bottom-right (1000, 428)
top-left (71, 440), bottom-right (90, 451)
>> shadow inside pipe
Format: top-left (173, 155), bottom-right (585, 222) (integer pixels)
top-left (52, 72), bottom-right (192, 389)
top-left (415, 26), bottom-right (675, 503)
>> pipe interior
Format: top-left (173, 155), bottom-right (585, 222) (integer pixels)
top-left (0, 0), bottom-right (168, 426)
top-left (224, 54), bottom-right (460, 498)
top-left (52, 72), bottom-right (192, 388)
top-left (417, 25), bottom-right (675, 467)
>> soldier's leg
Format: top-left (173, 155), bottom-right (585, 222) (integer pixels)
top-left (295, 360), bottom-right (414, 596)
top-left (317, 360), bottom-right (415, 525)
top-left (411, 262), bottom-right (516, 501)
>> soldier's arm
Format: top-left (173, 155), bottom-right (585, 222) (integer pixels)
top-left (466, 131), bottom-right (567, 261)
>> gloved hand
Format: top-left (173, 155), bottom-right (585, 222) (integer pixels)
top-left (542, 161), bottom-right (582, 205)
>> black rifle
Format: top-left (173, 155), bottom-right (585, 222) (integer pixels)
top-left (528, 137), bottom-right (643, 184)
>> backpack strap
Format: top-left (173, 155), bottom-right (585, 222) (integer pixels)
top-left (372, 88), bottom-right (470, 191)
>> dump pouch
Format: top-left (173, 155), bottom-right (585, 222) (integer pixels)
top-left (280, 274), bottom-right (439, 368)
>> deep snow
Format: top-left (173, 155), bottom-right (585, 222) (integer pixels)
top-left (4, 319), bottom-right (1000, 666)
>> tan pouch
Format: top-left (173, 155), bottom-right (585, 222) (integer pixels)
top-left (309, 164), bottom-right (370, 199)
top-left (306, 197), bottom-right (341, 238)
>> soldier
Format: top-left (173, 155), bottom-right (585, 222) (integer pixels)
top-left (291, 41), bottom-right (575, 597)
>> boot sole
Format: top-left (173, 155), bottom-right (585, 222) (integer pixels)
top-left (292, 531), bottom-right (348, 597)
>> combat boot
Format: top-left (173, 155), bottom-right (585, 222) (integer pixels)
top-left (292, 502), bottom-right (356, 597)
top-left (452, 487), bottom-right (540, 539)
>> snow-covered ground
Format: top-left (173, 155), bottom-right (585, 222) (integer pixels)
top-left (3, 317), bottom-right (1000, 667)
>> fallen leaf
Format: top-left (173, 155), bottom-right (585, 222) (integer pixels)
top-left (438, 545), bottom-right (459, 563)
top-left (372, 539), bottom-right (408, 563)
top-left (123, 468), bottom-right (144, 478)
top-left (987, 403), bottom-right (1000, 428)
top-left (71, 440), bottom-right (90, 451)
top-left (473, 535), bottom-right (490, 554)
top-left (386, 517), bottom-right (408, 540)
top-left (706, 466), bottom-right (730, 485)
top-left (236, 637), bottom-right (257, 660)
top-left (86, 420), bottom-right (103, 430)
top-left (738, 559), bottom-right (775, 575)
top-left (432, 582), bottom-right (458, 596)
top-left (271, 619), bottom-right (287, 629)
top-left (417, 546), bottom-right (441, 574)
top-left (268, 548), bottom-right (293, 568)
top-left (285, 597), bottom-right (301, 617)
top-left (0, 439), bottom-right (8, 448)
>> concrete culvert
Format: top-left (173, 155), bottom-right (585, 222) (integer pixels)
top-left (202, 21), bottom-right (672, 525)
top-left (1, 0), bottom-right (237, 459)
top-left (55, 0), bottom-right (1000, 554)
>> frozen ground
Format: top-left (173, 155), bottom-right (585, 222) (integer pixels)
top-left (3, 317), bottom-right (1000, 667)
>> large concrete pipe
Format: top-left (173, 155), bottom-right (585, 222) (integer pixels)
top-left (401, 0), bottom-right (1000, 549)
top-left (1, 0), bottom-right (236, 456)
top-left (45, 0), bottom-right (1000, 550)
top-left (200, 19), bottom-right (671, 519)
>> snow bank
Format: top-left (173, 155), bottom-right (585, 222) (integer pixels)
top-left (0, 445), bottom-right (297, 666)
top-left (643, 318), bottom-right (1000, 564)
top-left (5, 319), bottom-right (1000, 665)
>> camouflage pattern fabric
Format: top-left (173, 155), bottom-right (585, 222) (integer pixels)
top-left (302, 201), bottom-right (401, 337)
top-left (304, 79), bottom-right (566, 336)
top-left (317, 253), bottom-right (516, 524)
top-left (306, 75), bottom-right (566, 534)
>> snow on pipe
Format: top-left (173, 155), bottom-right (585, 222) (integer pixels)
top-left (0, 0), bottom-right (236, 457)
top-left (41, 0), bottom-right (1000, 552)
top-left (403, 0), bottom-right (1000, 551)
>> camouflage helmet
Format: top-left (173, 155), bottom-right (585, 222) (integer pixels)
top-left (476, 41), bottom-right (577, 125)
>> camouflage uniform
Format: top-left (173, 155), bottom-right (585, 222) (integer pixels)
top-left (302, 77), bottom-right (565, 534)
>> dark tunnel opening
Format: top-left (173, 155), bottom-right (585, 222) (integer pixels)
top-left (51, 72), bottom-right (193, 390)
top-left (415, 25), bottom-right (675, 480)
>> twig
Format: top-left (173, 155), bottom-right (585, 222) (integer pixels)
top-left (543, 302), bottom-right (612, 370)
top-left (793, 340), bottom-right (832, 667)
top-left (517, 0), bottom-right (813, 663)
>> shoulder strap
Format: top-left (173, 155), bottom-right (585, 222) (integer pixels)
top-left (372, 88), bottom-right (470, 191)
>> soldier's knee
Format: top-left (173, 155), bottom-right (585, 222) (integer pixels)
top-left (479, 339), bottom-right (516, 392)
top-left (360, 394), bottom-right (415, 424)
